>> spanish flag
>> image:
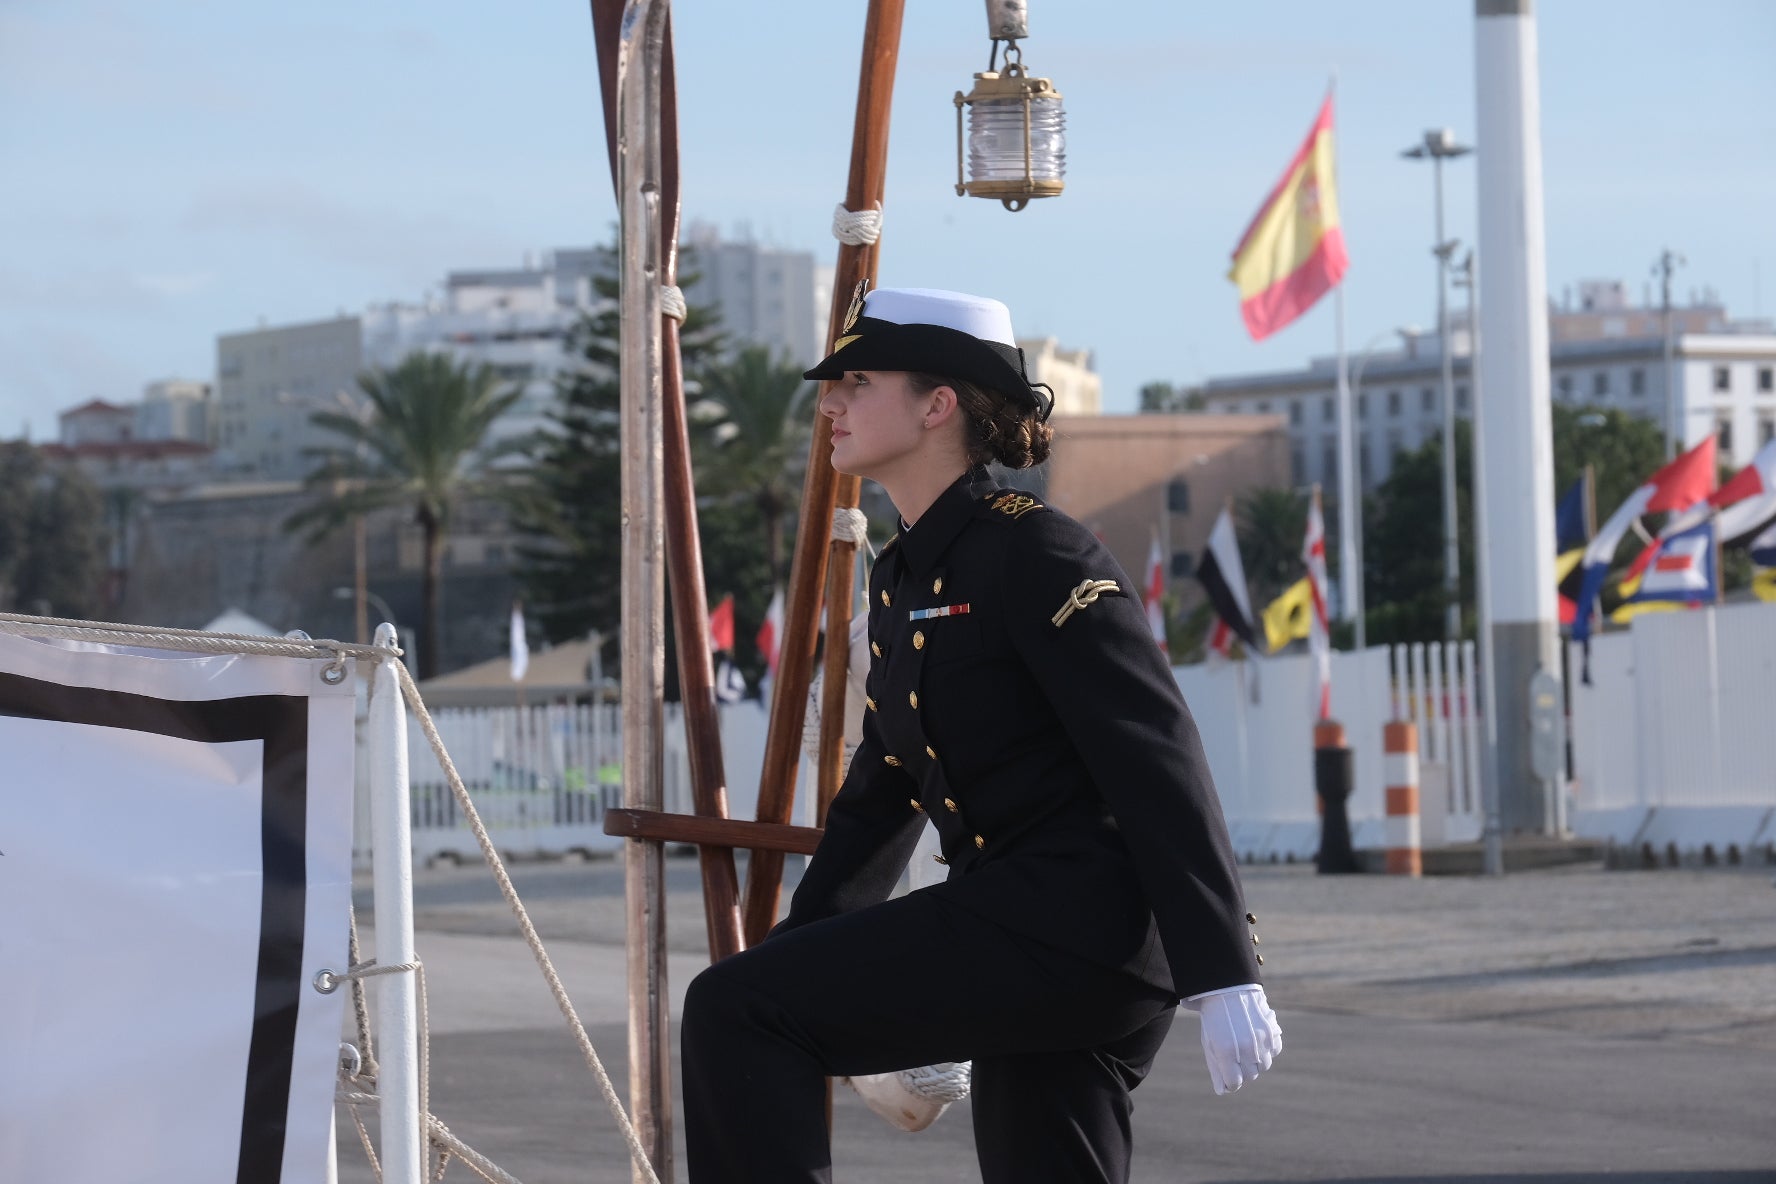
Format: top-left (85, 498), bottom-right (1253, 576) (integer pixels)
top-left (1227, 93), bottom-right (1350, 341)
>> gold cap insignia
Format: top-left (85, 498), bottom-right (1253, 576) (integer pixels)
top-left (842, 279), bottom-right (869, 333)
top-left (832, 279), bottom-right (870, 350)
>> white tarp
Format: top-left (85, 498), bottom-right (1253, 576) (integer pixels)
top-left (0, 630), bottom-right (355, 1184)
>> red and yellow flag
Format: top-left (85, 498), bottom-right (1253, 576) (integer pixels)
top-left (1228, 94), bottom-right (1350, 341)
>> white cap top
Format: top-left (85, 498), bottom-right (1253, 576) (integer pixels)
top-left (864, 288), bottom-right (1017, 347)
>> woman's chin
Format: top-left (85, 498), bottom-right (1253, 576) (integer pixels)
top-left (830, 441), bottom-right (867, 477)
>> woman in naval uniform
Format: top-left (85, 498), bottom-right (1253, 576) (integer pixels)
top-left (680, 287), bottom-right (1281, 1184)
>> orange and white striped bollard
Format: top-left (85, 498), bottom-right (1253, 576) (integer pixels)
top-left (1383, 720), bottom-right (1422, 876)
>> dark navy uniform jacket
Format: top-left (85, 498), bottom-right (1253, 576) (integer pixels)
top-left (779, 468), bottom-right (1261, 1000)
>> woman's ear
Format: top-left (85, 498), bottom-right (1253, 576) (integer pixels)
top-left (922, 383), bottom-right (960, 430)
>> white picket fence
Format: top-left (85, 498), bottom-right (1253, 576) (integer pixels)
top-left (353, 601), bottom-right (1776, 868)
top-left (351, 699), bottom-right (786, 867)
top-left (1568, 599), bottom-right (1776, 861)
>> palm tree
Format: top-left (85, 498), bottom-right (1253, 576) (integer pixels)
top-left (1235, 486), bottom-right (1310, 607)
top-left (285, 351), bottom-right (522, 678)
top-left (692, 346), bottom-right (816, 584)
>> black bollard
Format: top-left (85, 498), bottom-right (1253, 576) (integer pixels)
top-left (1314, 721), bottom-right (1361, 874)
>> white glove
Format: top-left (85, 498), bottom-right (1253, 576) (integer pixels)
top-left (844, 1062), bottom-right (972, 1132)
top-left (1184, 984), bottom-right (1281, 1096)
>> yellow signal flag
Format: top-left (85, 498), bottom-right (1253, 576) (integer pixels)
top-left (1261, 577), bottom-right (1315, 654)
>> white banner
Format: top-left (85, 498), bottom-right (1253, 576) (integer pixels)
top-left (0, 630), bottom-right (355, 1184)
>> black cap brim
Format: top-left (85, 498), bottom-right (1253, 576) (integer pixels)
top-left (803, 321), bottom-right (1051, 419)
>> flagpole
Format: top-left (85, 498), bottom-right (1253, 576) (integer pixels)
top-left (1329, 72), bottom-right (1364, 651)
top-left (1335, 284), bottom-right (1363, 649)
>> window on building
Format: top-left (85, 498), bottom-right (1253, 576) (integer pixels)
top-left (1166, 479), bottom-right (1190, 514)
top-left (1456, 385), bottom-right (1469, 412)
top-left (1386, 390), bottom-right (1401, 417)
top-left (1714, 365), bottom-right (1731, 392)
top-left (1255, 401), bottom-right (1270, 415)
top-left (1357, 393), bottom-right (1368, 418)
top-left (1290, 400), bottom-right (1303, 426)
top-left (1630, 368), bottom-right (1646, 396)
top-left (1291, 446), bottom-right (1305, 484)
top-left (1322, 444), bottom-right (1337, 482)
top-left (1359, 441), bottom-right (1372, 485)
top-left (1169, 551), bottom-right (1194, 579)
top-left (1387, 429), bottom-right (1405, 457)
top-left (1760, 416), bottom-right (1775, 446)
top-left (1420, 387), bottom-right (1434, 413)
top-left (1556, 373), bottom-right (1573, 398)
top-left (1758, 366), bottom-right (1773, 394)
top-left (1322, 397), bottom-right (1335, 422)
top-left (1716, 415), bottom-right (1734, 453)
top-left (1593, 371), bottom-right (1609, 397)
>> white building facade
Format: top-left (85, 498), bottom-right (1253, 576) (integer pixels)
top-left (1202, 289), bottom-right (1776, 491)
top-left (214, 316), bottom-right (364, 481)
top-left (1020, 337), bottom-right (1101, 417)
top-left (211, 235), bottom-right (831, 482)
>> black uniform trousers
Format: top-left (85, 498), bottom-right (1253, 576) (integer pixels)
top-left (681, 883), bottom-right (1176, 1184)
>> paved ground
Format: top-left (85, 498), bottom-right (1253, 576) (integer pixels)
top-left (334, 856), bottom-right (1776, 1183)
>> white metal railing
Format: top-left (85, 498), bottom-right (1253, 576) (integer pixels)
top-left (1388, 640), bottom-right (1484, 842)
top-left (354, 699), bottom-right (784, 867)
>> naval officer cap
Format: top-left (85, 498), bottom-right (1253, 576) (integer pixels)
top-left (803, 286), bottom-right (1055, 422)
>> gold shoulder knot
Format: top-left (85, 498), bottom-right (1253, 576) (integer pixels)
top-left (1051, 578), bottom-right (1121, 627)
top-left (987, 492), bottom-right (1043, 519)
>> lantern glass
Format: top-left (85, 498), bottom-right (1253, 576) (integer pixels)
top-left (968, 93), bottom-right (1066, 185)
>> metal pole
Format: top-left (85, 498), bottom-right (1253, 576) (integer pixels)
top-left (1460, 253), bottom-right (1503, 875)
top-left (1335, 286), bottom-right (1364, 648)
top-left (1476, 0), bottom-right (1561, 838)
top-left (1659, 248), bottom-right (1683, 459)
top-left (617, 1), bottom-right (673, 1178)
top-left (368, 621), bottom-right (423, 1182)
top-left (1435, 153), bottom-right (1461, 642)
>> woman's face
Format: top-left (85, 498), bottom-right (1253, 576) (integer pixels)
top-left (818, 370), bottom-right (932, 480)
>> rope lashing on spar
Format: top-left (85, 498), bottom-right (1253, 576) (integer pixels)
top-left (659, 284), bottom-right (687, 322)
top-left (831, 506), bottom-right (870, 548)
top-left (831, 201), bottom-right (883, 246)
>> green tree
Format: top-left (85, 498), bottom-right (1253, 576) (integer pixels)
top-left (1363, 422), bottom-right (1477, 646)
top-left (1549, 404), bottom-right (1666, 567)
top-left (1138, 381), bottom-right (1205, 413)
top-left (1235, 486), bottom-right (1308, 607)
top-left (1361, 404), bottom-right (1674, 645)
top-left (509, 275), bottom-right (726, 654)
top-left (0, 442), bottom-right (107, 619)
top-left (285, 352), bottom-right (523, 678)
top-left (692, 345), bottom-right (815, 586)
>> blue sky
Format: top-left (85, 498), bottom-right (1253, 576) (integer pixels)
top-left (2, 0), bottom-right (1772, 437)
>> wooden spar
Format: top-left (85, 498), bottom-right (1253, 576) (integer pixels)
top-left (615, 0), bottom-right (673, 1178)
top-left (816, 470), bottom-right (863, 826)
top-left (592, 0), bottom-right (744, 966)
top-left (742, 0), bottom-right (908, 943)
top-left (655, 15), bottom-right (744, 963)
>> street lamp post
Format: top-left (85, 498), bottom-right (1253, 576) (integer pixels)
top-left (1655, 248), bottom-right (1687, 459)
top-left (1403, 128), bottom-right (1472, 642)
